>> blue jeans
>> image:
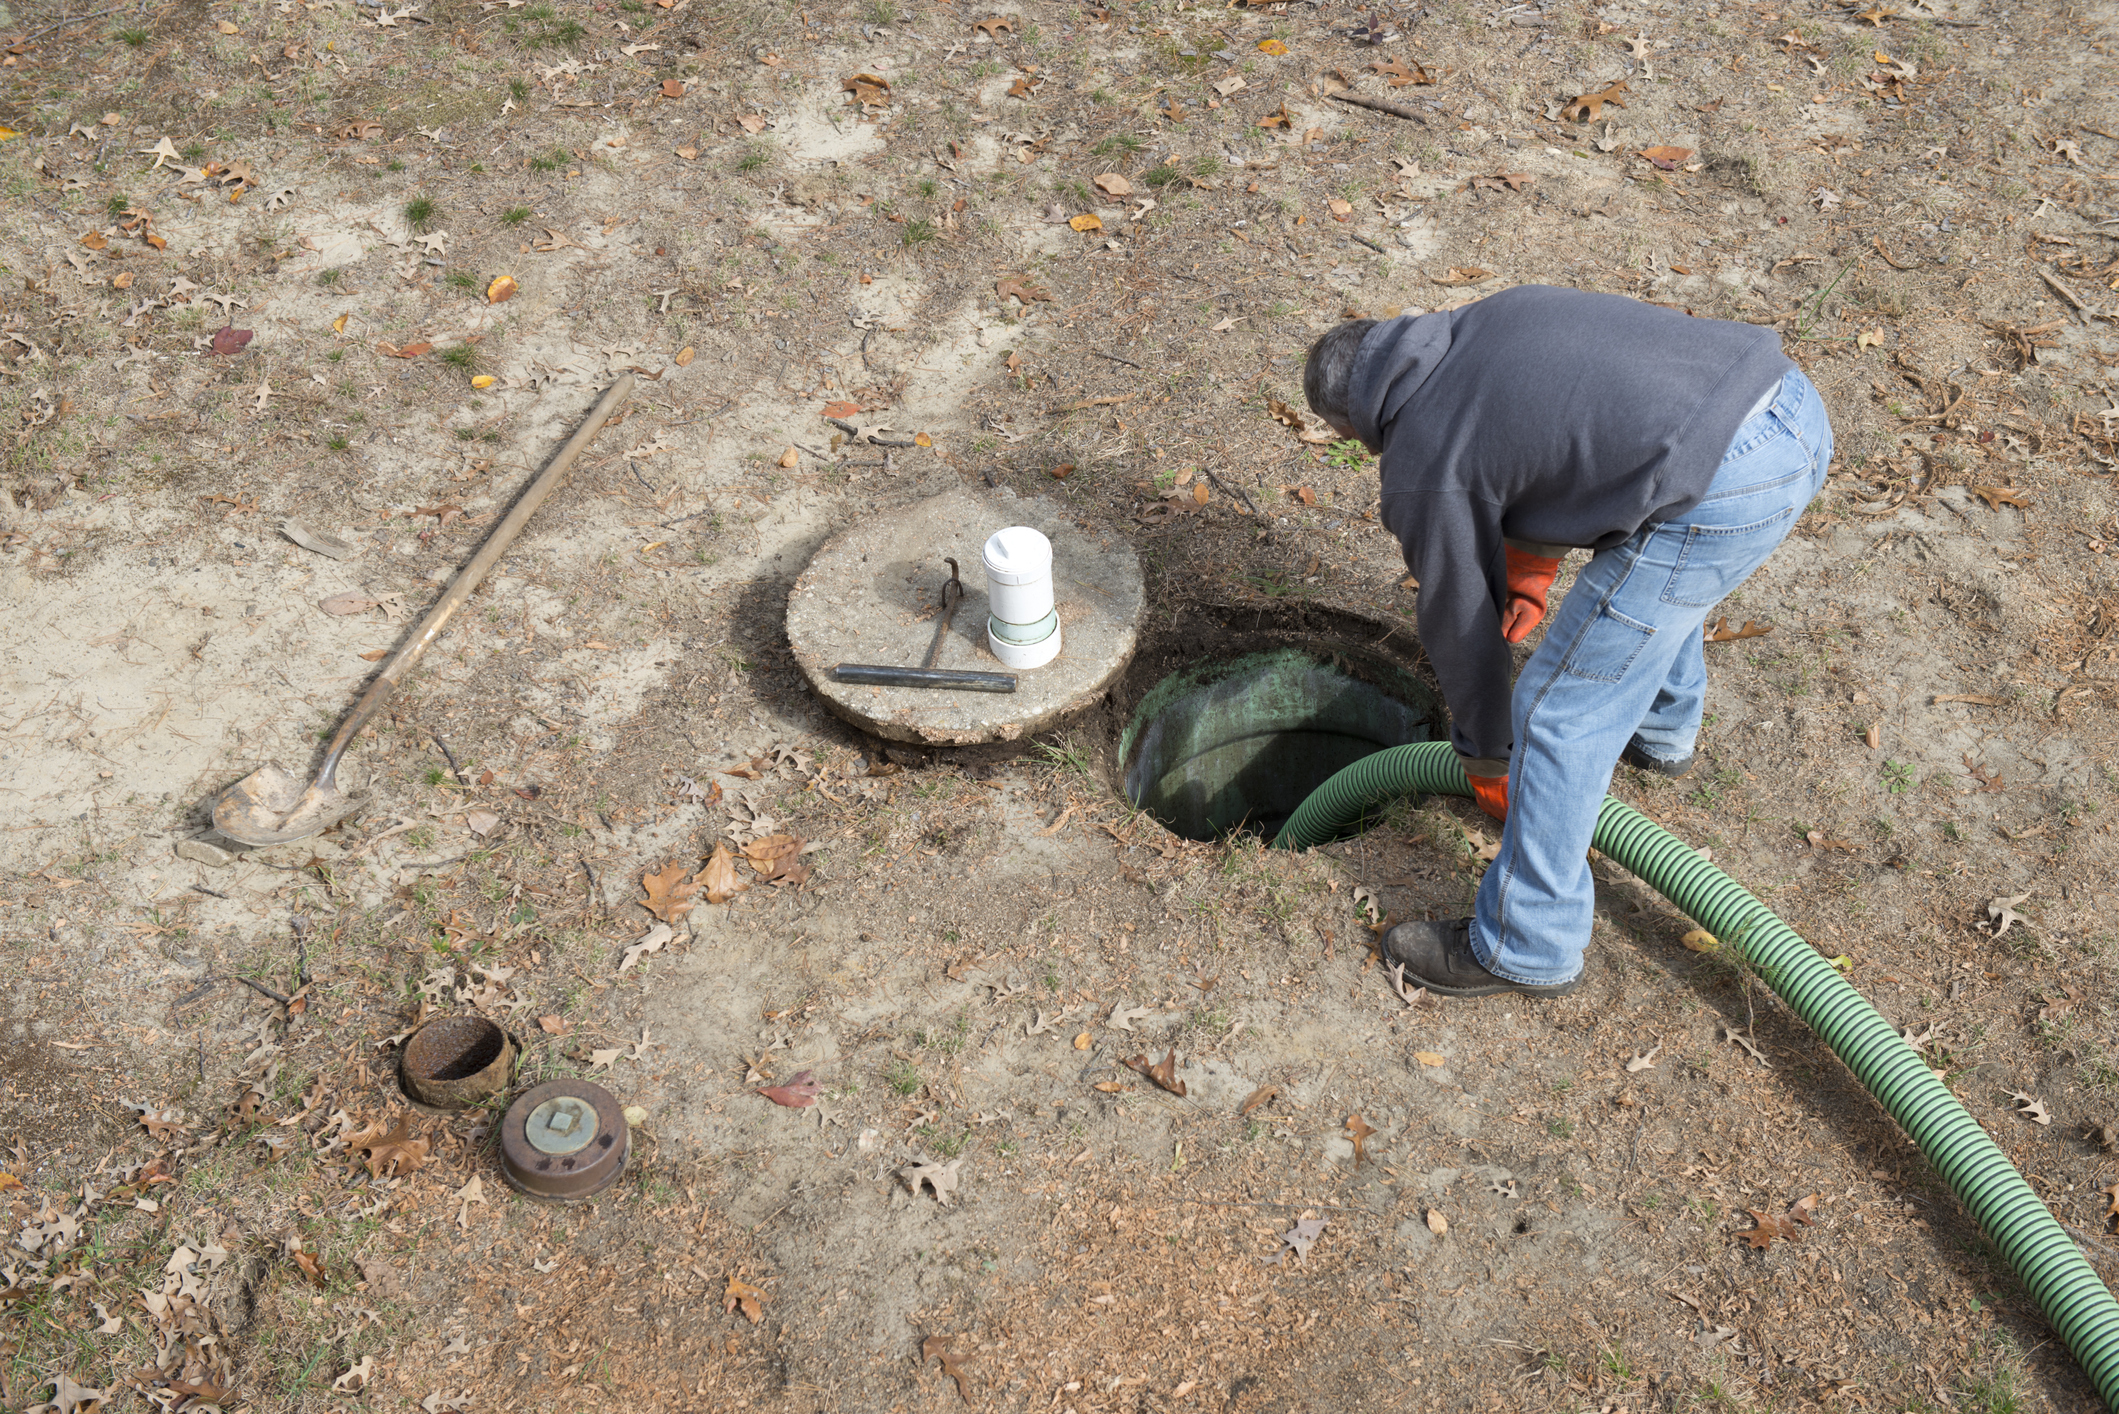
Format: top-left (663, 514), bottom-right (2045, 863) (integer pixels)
top-left (1471, 369), bottom-right (1832, 985)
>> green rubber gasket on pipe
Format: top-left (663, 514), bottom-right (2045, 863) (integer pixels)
top-left (1275, 739), bottom-right (2119, 1411)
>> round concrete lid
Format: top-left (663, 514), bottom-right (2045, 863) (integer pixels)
top-left (788, 488), bottom-right (1144, 745)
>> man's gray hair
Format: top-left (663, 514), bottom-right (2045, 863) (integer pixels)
top-left (1302, 318), bottom-right (1376, 429)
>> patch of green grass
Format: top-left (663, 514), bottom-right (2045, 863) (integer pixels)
top-left (901, 218), bottom-right (938, 245)
top-left (511, 3), bottom-right (586, 46)
top-left (1191, 152), bottom-right (1222, 177)
top-left (105, 193), bottom-right (132, 216)
top-left (326, 433), bottom-right (350, 452)
top-left (317, 268), bottom-right (341, 287)
top-left (1324, 438), bottom-right (1366, 467)
top-left (386, 159), bottom-right (405, 172)
top-left (917, 178), bottom-right (939, 198)
top-left (509, 77), bottom-right (529, 100)
top-left (1142, 164), bottom-right (1181, 187)
top-left (116, 26), bottom-right (149, 45)
top-left (402, 194), bottom-right (438, 232)
top-left (438, 344), bottom-right (476, 369)
top-left (1880, 758), bottom-right (1916, 794)
top-left (445, 270), bottom-right (478, 292)
top-left (884, 1059), bottom-right (921, 1096)
top-left (736, 144), bottom-right (770, 173)
top-left (1547, 1117), bottom-right (1574, 1139)
top-left (529, 146), bottom-right (569, 173)
top-left (866, 0), bottom-right (898, 22)
top-left (502, 205), bottom-right (532, 225)
top-left (1091, 132), bottom-right (1147, 157)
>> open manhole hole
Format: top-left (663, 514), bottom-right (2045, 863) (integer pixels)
top-left (1120, 620), bottom-right (1442, 842)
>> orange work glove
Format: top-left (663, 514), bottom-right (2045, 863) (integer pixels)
top-left (1468, 771), bottom-right (1509, 822)
top-left (1500, 546), bottom-right (1562, 644)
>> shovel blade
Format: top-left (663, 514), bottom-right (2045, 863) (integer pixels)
top-left (212, 763), bottom-right (368, 846)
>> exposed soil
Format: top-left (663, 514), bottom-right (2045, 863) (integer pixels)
top-left (2, 0), bottom-right (2118, 1410)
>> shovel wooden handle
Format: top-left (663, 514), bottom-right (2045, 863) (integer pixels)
top-left (311, 374), bottom-right (635, 779)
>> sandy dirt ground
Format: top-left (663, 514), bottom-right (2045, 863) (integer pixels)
top-left (2, 0), bottom-right (2119, 1409)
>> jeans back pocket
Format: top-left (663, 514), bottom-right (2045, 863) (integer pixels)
top-left (1660, 507), bottom-right (1797, 609)
top-left (1559, 604), bottom-right (1656, 683)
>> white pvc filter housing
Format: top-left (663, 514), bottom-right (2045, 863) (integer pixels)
top-left (982, 525), bottom-right (1054, 626)
top-left (989, 613), bottom-right (1062, 669)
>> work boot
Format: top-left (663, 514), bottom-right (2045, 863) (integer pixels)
top-left (1619, 736), bottom-right (1695, 779)
top-left (1378, 918), bottom-right (1581, 999)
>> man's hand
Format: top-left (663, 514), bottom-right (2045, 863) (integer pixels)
top-left (1501, 547), bottom-right (1561, 644)
top-left (1468, 771), bottom-right (1509, 822)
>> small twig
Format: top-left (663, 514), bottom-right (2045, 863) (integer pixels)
top-left (431, 731), bottom-right (469, 786)
top-left (189, 884), bottom-right (228, 899)
top-left (660, 508), bottom-right (717, 529)
top-left (2039, 267), bottom-right (2088, 314)
top-left (1325, 91), bottom-right (1429, 125)
top-left (19, 3), bottom-right (128, 42)
top-left (232, 974), bottom-right (292, 1006)
top-left (1203, 465), bottom-right (1260, 516)
top-left (1191, 1199), bottom-right (1370, 1214)
top-left (628, 459), bottom-right (657, 492)
top-left (1350, 234), bottom-right (1386, 255)
top-left (1086, 349), bottom-right (1143, 369)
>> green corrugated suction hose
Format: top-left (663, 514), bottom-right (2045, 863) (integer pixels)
top-left (1275, 740), bottom-right (2119, 1409)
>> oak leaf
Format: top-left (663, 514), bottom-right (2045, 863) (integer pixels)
top-left (822, 399), bottom-right (861, 418)
top-left (641, 861), bottom-right (701, 922)
top-left (1562, 80), bottom-right (1629, 122)
top-left (1704, 616), bottom-right (1772, 642)
top-left (742, 833), bottom-right (806, 879)
top-left (1972, 484), bottom-right (2028, 511)
top-left (1279, 1216), bottom-right (1325, 1262)
top-left (1346, 1114), bottom-right (1376, 1165)
top-left (1122, 1048), bottom-right (1187, 1096)
top-left (208, 326), bottom-right (254, 356)
top-left (725, 1274), bottom-right (767, 1321)
top-left (1432, 265), bottom-right (1494, 285)
top-left (1239, 1084), bottom-right (1278, 1115)
top-left (355, 1115), bottom-right (429, 1177)
top-left (996, 276), bottom-right (1052, 304)
top-left (700, 841), bottom-right (749, 903)
top-left (922, 1335), bottom-right (974, 1404)
top-left (973, 15), bottom-right (1013, 37)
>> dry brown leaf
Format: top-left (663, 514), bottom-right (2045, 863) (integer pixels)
top-left (1257, 102), bottom-right (1293, 130)
top-left (1972, 484), bottom-right (2029, 511)
top-left (724, 1274), bottom-right (768, 1322)
top-left (1346, 1114), bottom-right (1377, 1165)
top-left (1191, 481), bottom-right (1210, 505)
top-left (922, 1334), bottom-right (974, 1404)
top-left (1267, 397), bottom-right (1309, 431)
top-left (1413, 1051), bottom-right (1445, 1067)
top-left (1122, 1049), bottom-right (1187, 1096)
top-left (1007, 75), bottom-right (1040, 100)
top-left (355, 1115), bottom-right (429, 1177)
top-left (1741, 1210), bottom-right (1788, 1249)
top-left (1093, 1080), bottom-right (1129, 1093)
top-left (757, 1071), bottom-right (820, 1108)
top-left (1369, 56), bottom-right (1431, 87)
top-left (293, 1249), bottom-right (327, 1285)
top-left (973, 15), bottom-right (1013, 37)
top-left (1562, 80), bottom-right (1630, 122)
top-left (1856, 4), bottom-right (1897, 24)
top-left (1704, 616), bottom-right (1773, 642)
top-left (1426, 1209), bottom-right (1448, 1236)
top-left (660, 78), bottom-right (685, 100)
top-left (1092, 172), bottom-right (1131, 196)
top-left (1068, 212), bottom-right (1102, 232)
top-left (674, 345), bottom-right (695, 366)
top-left (996, 276), bottom-right (1052, 304)
top-left (700, 841), bottom-right (749, 903)
top-left (741, 833), bottom-right (806, 880)
top-left (1638, 144), bottom-right (1695, 171)
top-left (1239, 1084), bottom-right (1278, 1115)
top-left (641, 861), bottom-right (702, 922)
top-left (486, 275), bottom-right (518, 304)
top-left (1469, 172), bottom-right (1534, 193)
top-left (1295, 485), bottom-right (1317, 506)
top-left (1432, 266), bottom-right (1494, 286)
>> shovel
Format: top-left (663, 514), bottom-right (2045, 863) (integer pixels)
top-left (212, 374), bottom-right (635, 846)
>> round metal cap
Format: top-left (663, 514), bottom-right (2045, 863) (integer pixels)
top-left (523, 1095), bottom-right (598, 1156)
top-left (500, 1080), bottom-right (627, 1202)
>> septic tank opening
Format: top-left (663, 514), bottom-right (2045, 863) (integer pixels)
top-left (1122, 648), bottom-right (1439, 843)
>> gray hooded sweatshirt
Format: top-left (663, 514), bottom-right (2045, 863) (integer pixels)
top-left (1346, 285), bottom-right (1795, 766)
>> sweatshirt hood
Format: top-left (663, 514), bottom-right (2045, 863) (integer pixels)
top-left (1346, 311), bottom-right (1454, 452)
